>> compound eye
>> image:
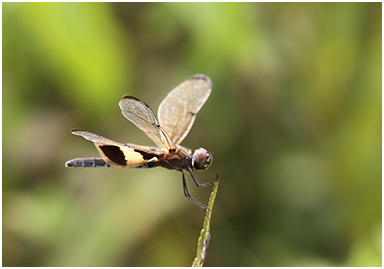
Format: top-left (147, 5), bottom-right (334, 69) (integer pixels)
top-left (192, 148), bottom-right (212, 170)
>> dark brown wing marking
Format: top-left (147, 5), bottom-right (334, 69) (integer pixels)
top-left (99, 145), bottom-right (127, 166)
top-left (133, 149), bottom-right (159, 160)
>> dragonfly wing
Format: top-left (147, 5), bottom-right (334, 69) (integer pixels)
top-left (70, 129), bottom-right (164, 168)
top-left (157, 74), bottom-right (212, 145)
top-left (119, 95), bottom-right (174, 151)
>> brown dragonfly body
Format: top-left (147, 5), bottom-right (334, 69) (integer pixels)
top-left (66, 74), bottom-right (215, 209)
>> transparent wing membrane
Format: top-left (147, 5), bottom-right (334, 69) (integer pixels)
top-left (158, 74), bottom-right (212, 145)
top-left (119, 95), bottom-right (174, 150)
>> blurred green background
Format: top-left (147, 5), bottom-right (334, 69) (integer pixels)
top-left (3, 2), bottom-right (381, 266)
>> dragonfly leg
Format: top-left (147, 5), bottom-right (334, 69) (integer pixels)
top-left (182, 171), bottom-right (207, 210)
top-left (188, 170), bottom-right (217, 188)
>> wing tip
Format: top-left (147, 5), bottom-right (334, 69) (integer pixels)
top-left (70, 128), bottom-right (82, 134)
top-left (119, 94), bottom-right (154, 112)
top-left (190, 74), bottom-right (212, 89)
top-left (121, 94), bottom-right (139, 101)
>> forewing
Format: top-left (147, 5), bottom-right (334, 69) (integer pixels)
top-left (158, 74), bottom-right (212, 145)
top-left (71, 129), bottom-right (164, 168)
top-left (119, 95), bottom-right (174, 150)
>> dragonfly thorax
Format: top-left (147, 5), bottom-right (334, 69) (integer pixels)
top-left (191, 148), bottom-right (212, 170)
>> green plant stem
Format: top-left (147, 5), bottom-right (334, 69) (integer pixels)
top-left (191, 172), bottom-right (219, 267)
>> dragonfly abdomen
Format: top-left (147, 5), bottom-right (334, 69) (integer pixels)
top-left (65, 158), bottom-right (110, 168)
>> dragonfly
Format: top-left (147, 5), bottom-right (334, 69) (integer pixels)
top-left (66, 74), bottom-right (216, 209)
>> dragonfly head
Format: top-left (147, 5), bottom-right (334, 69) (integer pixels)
top-left (191, 148), bottom-right (212, 170)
